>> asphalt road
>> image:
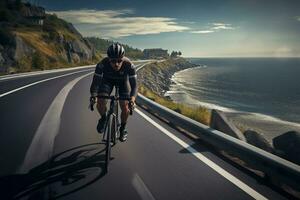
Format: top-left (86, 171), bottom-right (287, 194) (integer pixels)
top-left (0, 63), bottom-right (292, 200)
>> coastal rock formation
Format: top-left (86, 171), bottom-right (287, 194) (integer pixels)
top-left (210, 109), bottom-right (246, 141)
top-left (273, 131), bottom-right (300, 165)
top-left (244, 130), bottom-right (274, 153)
top-left (137, 58), bottom-right (197, 96)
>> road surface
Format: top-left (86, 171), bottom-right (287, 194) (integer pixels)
top-left (0, 63), bottom-right (291, 199)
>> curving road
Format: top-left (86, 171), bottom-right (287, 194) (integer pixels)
top-left (0, 62), bottom-right (291, 199)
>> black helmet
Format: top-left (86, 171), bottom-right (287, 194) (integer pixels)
top-left (107, 43), bottom-right (125, 59)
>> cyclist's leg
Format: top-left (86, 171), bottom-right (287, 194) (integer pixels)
top-left (119, 100), bottom-right (129, 124)
top-left (96, 93), bottom-right (108, 116)
top-left (118, 82), bottom-right (130, 141)
top-left (96, 80), bottom-right (113, 133)
top-left (96, 79), bottom-right (113, 117)
top-left (119, 81), bottom-right (131, 126)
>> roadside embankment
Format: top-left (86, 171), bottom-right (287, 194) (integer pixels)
top-left (137, 58), bottom-right (211, 125)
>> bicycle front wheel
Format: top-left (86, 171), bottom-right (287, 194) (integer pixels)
top-left (104, 115), bottom-right (113, 172)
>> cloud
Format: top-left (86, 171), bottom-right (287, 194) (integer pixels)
top-left (49, 9), bottom-right (190, 38)
top-left (297, 16), bottom-right (300, 21)
top-left (190, 30), bottom-right (215, 34)
top-left (211, 23), bottom-right (235, 30)
top-left (273, 46), bottom-right (294, 57)
top-left (191, 22), bottom-right (235, 34)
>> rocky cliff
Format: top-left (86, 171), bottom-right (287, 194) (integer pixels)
top-left (137, 58), bottom-right (197, 96)
top-left (0, 1), bottom-right (99, 74)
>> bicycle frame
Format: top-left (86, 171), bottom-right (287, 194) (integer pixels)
top-left (102, 87), bottom-right (120, 146)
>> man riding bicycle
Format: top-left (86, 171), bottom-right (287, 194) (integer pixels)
top-left (90, 43), bottom-right (137, 142)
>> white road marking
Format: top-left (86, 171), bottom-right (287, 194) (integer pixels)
top-left (135, 108), bottom-right (268, 200)
top-left (0, 69), bottom-right (93, 98)
top-left (0, 65), bottom-right (95, 81)
top-left (132, 173), bottom-right (156, 200)
top-left (18, 72), bottom-right (93, 173)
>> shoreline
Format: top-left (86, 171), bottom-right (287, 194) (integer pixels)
top-left (225, 111), bottom-right (300, 144)
top-left (166, 64), bottom-right (300, 144)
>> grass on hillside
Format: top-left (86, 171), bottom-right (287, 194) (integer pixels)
top-left (138, 85), bottom-right (211, 125)
top-left (15, 30), bottom-right (58, 57)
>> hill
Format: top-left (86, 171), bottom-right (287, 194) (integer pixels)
top-left (0, 1), bottom-right (101, 74)
top-left (85, 37), bottom-right (144, 60)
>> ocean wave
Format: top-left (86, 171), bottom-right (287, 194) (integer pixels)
top-left (240, 112), bottom-right (300, 128)
top-left (194, 99), bottom-right (300, 127)
top-left (167, 91), bottom-right (238, 112)
top-left (165, 91), bottom-right (186, 95)
top-left (173, 65), bottom-right (207, 75)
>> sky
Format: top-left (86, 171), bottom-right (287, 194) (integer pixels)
top-left (36, 0), bottom-right (300, 57)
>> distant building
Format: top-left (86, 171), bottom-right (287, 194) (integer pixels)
top-left (143, 48), bottom-right (169, 59)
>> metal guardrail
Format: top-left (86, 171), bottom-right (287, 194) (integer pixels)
top-left (136, 63), bottom-right (300, 191)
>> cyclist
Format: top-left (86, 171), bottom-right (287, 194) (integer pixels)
top-left (90, 43), bottom-right (137, 142)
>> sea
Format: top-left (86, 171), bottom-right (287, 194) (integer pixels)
top-left (165, 58), bottom-right (300, 141)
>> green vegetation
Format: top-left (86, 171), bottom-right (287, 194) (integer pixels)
top-left (0, 28), bottom-right (15, 46)
top-left (32, 51), bottom-right (47, 70)
top-left (138, 85), bottom-right (211, 125)
top-left (0, 9), bottom-right (15, 22)
top-left (85, 37), bottom-right (144, 59)
top-left (170, 51), bottom-right (182, 58)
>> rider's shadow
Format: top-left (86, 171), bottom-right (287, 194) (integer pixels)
top-left (0, 143), bottom-right (107, 199)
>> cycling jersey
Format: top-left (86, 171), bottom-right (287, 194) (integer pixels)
top-left (90, 57), bottom-right (137, 98)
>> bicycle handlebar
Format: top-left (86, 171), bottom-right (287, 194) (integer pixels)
top-left (89, 96), bottom-right (135, 115)
top-left (97, 95), bottom-right (131, 101)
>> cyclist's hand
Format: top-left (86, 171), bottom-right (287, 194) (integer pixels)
top-left (90, 96), bottom-right (96, 103)
top-left (89, 96), bottom-right (96, 111)
top-left (128, 98), bottom-right (136, 115)
top-left (130, 96), bottom-right (136, 104)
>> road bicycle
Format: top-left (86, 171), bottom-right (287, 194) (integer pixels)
top-left (89, 86), bottom-right (134, 172)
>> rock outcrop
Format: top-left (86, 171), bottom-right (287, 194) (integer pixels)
top-left (244, 130), bottom-right (274, 153)
top-left (13, 35), bottom-right (35, 60)
top-left (210, 109), bottom-right (246, 141)
top-left (20, 3), bottom-right (45, 18)
top-left (273, 131), bottom-right (300, 165)
top-left (0, 1), bottom-right (99, 74)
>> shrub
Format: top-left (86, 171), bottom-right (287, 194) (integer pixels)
top-left (0, 28), bottom-right (15, 46)
top-left (32, 51), bottom-right (47, 70)
top-left (0, 9), bottom-right (15, 22)
top-left (17, 55), bottom-right (32, 72)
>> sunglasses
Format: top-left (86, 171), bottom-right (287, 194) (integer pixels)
top-left (110, 58), bottom-right (123, 64)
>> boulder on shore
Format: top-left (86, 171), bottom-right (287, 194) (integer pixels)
top-left (210, 109), bottom-right (246, 141)
top-left (273, 131), bottom-right (300, 165)
top-left (244, 130), bottom-right (274, 153)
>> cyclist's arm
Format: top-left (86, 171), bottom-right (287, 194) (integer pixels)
top-left (90, 62), bottom-right (104, 97)
top-left (128, 64), bottom-right (137, 100)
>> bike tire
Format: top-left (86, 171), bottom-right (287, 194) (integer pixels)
top-left (104, 115), bottom-right (113, 172)
top-left (111, 114), bottom-right (117, 146)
